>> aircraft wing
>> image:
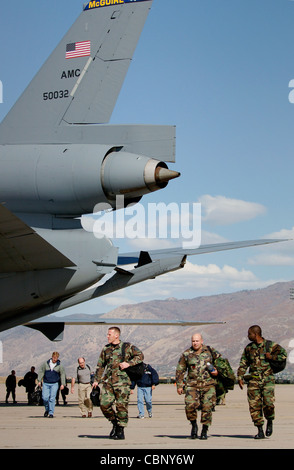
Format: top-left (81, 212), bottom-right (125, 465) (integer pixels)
top-left (0, 204), bottom-right (75, 272)
top-left (117, 238), bottom-right (286, 265)
top-left (20, 237), bottom-right (287, 341)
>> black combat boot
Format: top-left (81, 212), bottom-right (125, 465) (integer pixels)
top-left (114, 425), bottom-right (125, 440)
top-left (190, 420), bottom-right (198, 439)
top-left (109, 419), bottom-right (117, 439)
top-left (266, 419), bottom-right (273, 437)
top-left (254, 425), bottom-right (265, 439)
top-left (199, 424), bottom-right (208, 440)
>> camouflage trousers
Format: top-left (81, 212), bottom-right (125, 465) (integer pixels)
top-left (247, 378), bottom-right (275, 426)
top-left (100, 381), bottom-right (130, 427)
top-left (184, 384), bottom-right (216, 426)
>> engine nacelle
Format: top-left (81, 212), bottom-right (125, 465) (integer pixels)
top-left (0, 144), bottom-right (179, 215)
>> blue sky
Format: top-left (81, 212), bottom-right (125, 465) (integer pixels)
top-left (1, 0), bottom-right (294, 315)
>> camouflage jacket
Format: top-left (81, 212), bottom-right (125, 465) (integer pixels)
top-left (237, 339), bottom-right (287, 380)
top-left (95, 341), bottom-right (144, 385)
top-left (176, 345), bottom-right (221, 389)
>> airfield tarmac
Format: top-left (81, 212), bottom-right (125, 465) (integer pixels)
top-left (0, 383), bottom-right (293, 452)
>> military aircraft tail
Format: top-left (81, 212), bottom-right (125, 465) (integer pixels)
top-left (0, 0), bottom-right (153, 145)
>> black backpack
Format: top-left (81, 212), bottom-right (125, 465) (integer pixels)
top-left (122, 342), bottom-right (144, 381)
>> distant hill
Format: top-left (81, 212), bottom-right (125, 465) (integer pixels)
top-left (0, 281), bottom-right (293, 379)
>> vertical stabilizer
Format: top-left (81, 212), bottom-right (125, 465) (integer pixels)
top-left (0, 0), bottom-right (153, 144)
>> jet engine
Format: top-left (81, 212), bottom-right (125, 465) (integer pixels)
top-left (0, 144), bottom-right (180, 216)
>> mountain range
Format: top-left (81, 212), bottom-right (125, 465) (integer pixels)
top-left (0, 280), bottom-right (293, 379)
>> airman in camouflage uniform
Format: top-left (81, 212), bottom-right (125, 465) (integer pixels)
top-left (237, 325), bottom-right (287, 439)
top-left (176, 333), bottom-right (221, 440)
top-left (93, 326), bottom-right (143, 440)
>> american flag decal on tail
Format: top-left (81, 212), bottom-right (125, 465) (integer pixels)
top-left (66, 41), bottom-right (91, 59)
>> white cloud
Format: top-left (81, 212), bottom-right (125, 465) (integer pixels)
top-left (265, 227), bottom-right (294, 241)
top-left (248, 227), bottom-right (294, 266)
top-left (199, 195), bottom-right (266, 226)
top-left (102, 295), bottom-right (137, 307)
top-left (248, 254), bottom-right (294, 266)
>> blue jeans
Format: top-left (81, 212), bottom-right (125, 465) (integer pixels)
top-left (137, 386), bottom-right (152, 416)
top-left (42, 382), bottom-right (59, 416)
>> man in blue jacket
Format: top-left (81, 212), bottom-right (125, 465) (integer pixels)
top-left (38, 351), bottom-right (66, 418)
top-left (131, 363), bottom-right (159, 419)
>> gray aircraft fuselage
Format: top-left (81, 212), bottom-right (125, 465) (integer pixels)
top-left (0, 1), bottom-right (181, 332)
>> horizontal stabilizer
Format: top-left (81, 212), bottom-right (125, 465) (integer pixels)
top-left (25, 316), bottom-right (225, 341)
top-left (0, 124), bottom-right (176, 163)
